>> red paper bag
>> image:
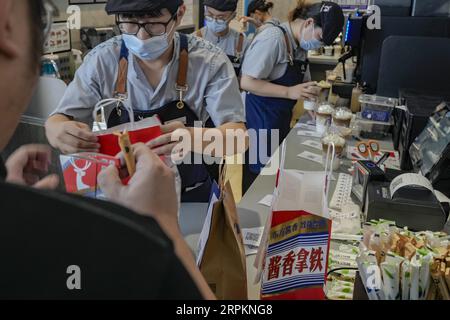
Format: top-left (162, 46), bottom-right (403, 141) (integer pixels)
top-left (60, 153), bottom-right (120, 199)
top-left (253, 143), bottom-right (337, 300)
top-left (61, 104), bottom-right (164, 199)
top-left (96, 116), bottom-right (162, 156)
top-left (260, 170), bottom-right (332, 300)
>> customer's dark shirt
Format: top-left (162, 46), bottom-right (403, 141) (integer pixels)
top-left (0, 157), bottom-right (6, 180)
top-left (0, 159), bottom-right (202, 300)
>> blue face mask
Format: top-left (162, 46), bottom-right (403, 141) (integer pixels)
top-left (300, 24), bottom-right (323, 51)
top-left (122, 22), bottom-right (175, 61)
top-left (205, 18), bottom-right (229, 34)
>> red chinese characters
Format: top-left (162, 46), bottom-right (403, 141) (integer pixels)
top-left (268, 256), bottom-right (282, 281)
top-left (267, 247), bottom-right (325, 281)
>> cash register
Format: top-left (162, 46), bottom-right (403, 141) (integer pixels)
top-left (364, 176), bottom-right (448, 232)
top-left (357, 103), bottom-right (450, 232)
top-left (352, 160), bottom-right (447, 231)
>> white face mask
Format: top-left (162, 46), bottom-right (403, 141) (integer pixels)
top-left (123, 18), bottom-right (176, 61)
top-left (204, 7), bottom-right (234, 35)
top-left (300, 24), bottom-right (323, 51)
top-left (205, 18), bottom-right (229, 34)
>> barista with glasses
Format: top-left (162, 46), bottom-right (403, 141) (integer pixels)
top-left (195, 0), bottom-right (250, 76)
top-left (45, 0), bottom-right (247, 202)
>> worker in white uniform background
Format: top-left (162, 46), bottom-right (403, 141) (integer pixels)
top-left (195, 0), bottom-right (250, 76)
top-left (240, 0), bottom-right (280, 33)
top-left (45, 0), bottom-right (247, 203)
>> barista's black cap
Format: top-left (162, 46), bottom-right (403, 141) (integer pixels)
top-left (106, 0), bottom-right (183, 15)
top-left (204, 0), bottom-right (238, 12)
top-left (247, 0), bottom-right (265, 16)
top-left (310, 1), bottom-right (345, 45)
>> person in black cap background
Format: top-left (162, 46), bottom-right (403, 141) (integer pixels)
top-left (45, 0), bottom-right (247, 203)
top-left (240, 0), bottom-right (344, 191)
top-left (0, 0), bottom-right (214, 299)
top-left (195, 0), bottom-right (250, 76)
top-left (240, 0), bottom-right (279, 32)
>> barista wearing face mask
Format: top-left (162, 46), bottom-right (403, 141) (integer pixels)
top-left (45, 0), bottom-right (247, 202)
top-left (195, 0), bottom-right (250, 76)
top-left (240, 0), bottom-right (344, 188)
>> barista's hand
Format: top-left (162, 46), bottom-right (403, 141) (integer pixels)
top-left (146, 121), bottom-right (190, 156)
top-left (287, 82), bottom-right (321, 101)
top-left (5, 144), bottom-right (59, 190)
top-left (98, 143), bottom-right (178, 224)
top-left (46, 119), bottom-right (100, 154)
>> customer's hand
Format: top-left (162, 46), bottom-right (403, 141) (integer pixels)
top-left (46, 119), bottom-right (99, 154)
top-left (287, 82), bottom-right (320, 101)
top-left (99, 144), bottom-right (215, 300)
top-left (5, 144), bottom-right (59, 190)
top-left (98, 143), bottom-right (178, 226)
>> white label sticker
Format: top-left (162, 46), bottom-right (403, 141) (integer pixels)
top-left (295, 123), bottom-right (317, 131)
top-left (298, 151), bottom-right (323, 165)
top-left (302, 140), bottom-right (323, 151)
top-left (242, 227), bottom-right (265, 247)
top-left (297, 130), bottom-right (322, 138)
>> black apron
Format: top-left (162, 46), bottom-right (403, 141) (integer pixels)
top-left (228, 52), bottom-right (243, 77)
top-left (108, 34), bottom-right (218, 203)
top-left (0, 158), bottom-right (6, 180)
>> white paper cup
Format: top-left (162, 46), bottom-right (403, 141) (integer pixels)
top-left (304, 100), bottom-right (316, 111)
top-left (343, 64), bottom-right (356, 83)
top-left (333, 116), bottom-right (352, 128)
top-left (316, 113), bottom-right (331, 134)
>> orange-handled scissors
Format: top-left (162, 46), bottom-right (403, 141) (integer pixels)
top-left (357, 140), bottom-right (380, 160)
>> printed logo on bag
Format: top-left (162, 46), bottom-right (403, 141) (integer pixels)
top-left (60, 154), bottom-right (120, 199)
top-left (61, 157), bottom-right (97, 196)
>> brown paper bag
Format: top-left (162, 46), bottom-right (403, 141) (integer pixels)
top-left (198, 166), bottom-right (248, 300)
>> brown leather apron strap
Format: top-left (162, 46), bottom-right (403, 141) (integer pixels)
top-left (176, 36), bottom-right (189, 109)
top-left (236, 33), bottom-right (244, 57)
top-left (283, 32), bottom-right (294, 66)
top-left (177, 46), bottom-right (189, 90)
top-left (115, 57), bottom-right (128, 97)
